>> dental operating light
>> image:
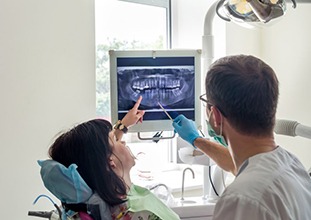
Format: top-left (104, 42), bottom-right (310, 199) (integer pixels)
top-left (216, 0), bottom-right (296, 25)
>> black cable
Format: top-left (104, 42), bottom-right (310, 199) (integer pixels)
top-left (31, 194), bottom-right (62, 219)
top-left (54, 203), bottom-right (62, 220)
top-left (199, 129), bottom-right (205, 137)
top-left (208, 166), bottom-right (219, 197)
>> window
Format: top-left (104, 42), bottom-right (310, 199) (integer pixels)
top-left (95, 0), bottom-right (171, 118)
top-left (95, 0), bottom-right (176, 182)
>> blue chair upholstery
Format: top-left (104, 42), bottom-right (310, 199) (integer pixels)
top-left (38, 160), bottom-right (112, 220)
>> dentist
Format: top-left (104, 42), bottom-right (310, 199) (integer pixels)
top-left (173, 55), bottom-right (311, 219)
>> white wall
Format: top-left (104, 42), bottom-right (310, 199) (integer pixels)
top-left (173, 0), bottom-right (311, 170)
top-left (262, 3), bottom-right (311, 170)
top-left (171, 0), bottom-right (210, 49)
top-left (226, 3), bottom-right (311, 170)
top-left (226, 22), bottom-right (262, 57)
top-left (171, 0), bottom-right (226, 59)
top-left (0, 0), bottom-right (95, 219)
top-left (1, 0), bottom-right (310, 218)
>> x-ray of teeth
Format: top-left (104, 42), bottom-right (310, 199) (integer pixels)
top-left (117, 66), bottom-right (195, 110)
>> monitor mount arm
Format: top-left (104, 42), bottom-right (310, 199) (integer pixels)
top-left (137, 131), bottom-right (176, 142)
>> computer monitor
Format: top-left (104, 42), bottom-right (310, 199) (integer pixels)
top-left (109, 49), bottom-right (202, 133)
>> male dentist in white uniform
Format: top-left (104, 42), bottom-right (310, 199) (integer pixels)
top-left (173, 55), bottom-right (311, 219)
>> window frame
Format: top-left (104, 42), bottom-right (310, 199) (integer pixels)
top-left (95, 0), bottom-right (206, 194)
top-left (95, 0), bottom-right (175, 169)
top-left (119, 0), bottom-right (172, 48)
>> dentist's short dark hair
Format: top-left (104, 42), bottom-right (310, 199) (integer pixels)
top-left (205, 55), bottom-right (279, 136)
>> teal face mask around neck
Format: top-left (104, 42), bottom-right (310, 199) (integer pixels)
top-left (206, 119), bottom-right (228, 147)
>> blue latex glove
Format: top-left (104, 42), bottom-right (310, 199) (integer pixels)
top-left (172, 115), bottom-right (201, 148)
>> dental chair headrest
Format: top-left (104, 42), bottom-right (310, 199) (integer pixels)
top-left (38, 160), bottom-right (93, 204)
top-left (38, 160), bottom-right (112, 220)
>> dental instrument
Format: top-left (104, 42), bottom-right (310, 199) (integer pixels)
top-left (158, 102), bottom-right (173, 121)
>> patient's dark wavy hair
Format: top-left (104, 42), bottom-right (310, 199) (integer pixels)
top-left (48, 119), bottom-right (127, 206)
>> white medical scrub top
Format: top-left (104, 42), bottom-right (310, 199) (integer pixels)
top-left (213, 146), bottom-right (311, 220)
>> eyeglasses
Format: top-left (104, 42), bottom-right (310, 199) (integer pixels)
top-left (199, 93), bottom-right (213, 110)
top-left (199, 93), bottom-right (227, 117)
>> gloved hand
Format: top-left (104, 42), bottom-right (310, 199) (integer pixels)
top-left (172, 115), bottom-right (201, 148)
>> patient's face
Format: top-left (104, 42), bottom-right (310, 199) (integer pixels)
top-left (109, 131), bottom-right (135, 171)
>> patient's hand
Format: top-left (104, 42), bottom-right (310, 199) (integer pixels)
top-left (122, 96), bottom-right (145, 128)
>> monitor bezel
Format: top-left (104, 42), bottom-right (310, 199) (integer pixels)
top-left (109, 49), bottom-right (202, 133)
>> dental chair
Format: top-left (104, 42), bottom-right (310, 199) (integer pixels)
top-left (29, 160), bottom-right (112, 220)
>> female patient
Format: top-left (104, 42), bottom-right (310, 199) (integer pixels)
top-left (47, 96), bottom-right (179, 220)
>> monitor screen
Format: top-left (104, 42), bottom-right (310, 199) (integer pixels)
top-left (110, 49), bottom-right (202, 133)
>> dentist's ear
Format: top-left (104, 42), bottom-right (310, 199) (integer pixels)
top-left (210, 106), bottom-right (223, 128)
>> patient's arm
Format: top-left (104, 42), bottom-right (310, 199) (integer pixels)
top-left (115, 96), bottom-right (145, 141)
